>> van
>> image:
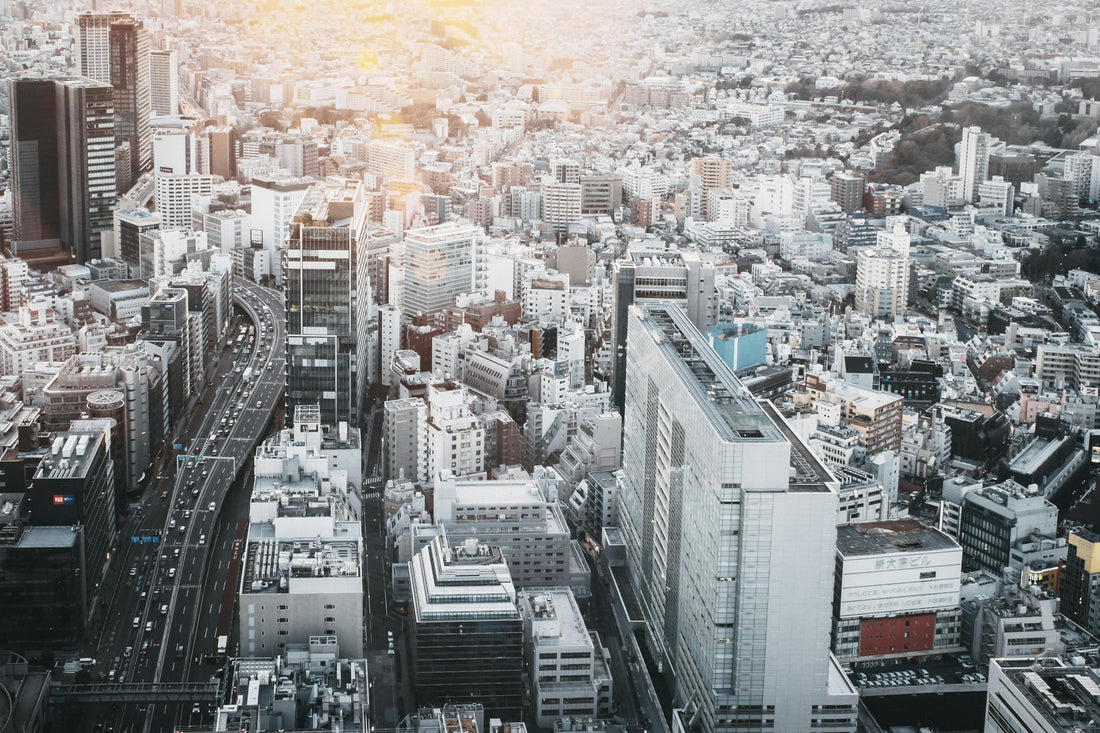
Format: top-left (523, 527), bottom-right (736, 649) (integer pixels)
top-left (132, 617), bottom-right (140, 628)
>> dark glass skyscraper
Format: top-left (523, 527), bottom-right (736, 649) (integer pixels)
top-left (109, 18), bottom-right (151, 191)
top-left (9, 76), bottom-right (116, 263)
top-left (9, 78), bottom-right (61, 243)
top-left (284, 180), bottom-right (363, 427)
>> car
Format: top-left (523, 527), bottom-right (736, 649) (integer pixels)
top-left (140, 591), bottom-right (147, 600)
top-left (209, 502), bottom-right (216, 511)
top-left (129, 567), bottom-right (137, 576)
top-left (192, 702), bottom-right (201, 714)
top-left (178, 524), bottom-right (186, 533)
top-left (199, 534), bottom-right (206, 545)
top-left (169, 519), bottom-right (176, 529)
top-left (160, 491), bottom-right (168, 499)
top-left (161, 604), bottom-right (168, 614)
top-left (124, 646), bottom-right (132, 658)
top-left (145, 621), bottom-right (153, 632)
top-left (168, 567), bottom-right (176, 578)
top-left (256, 400), bottom-right (263, 408)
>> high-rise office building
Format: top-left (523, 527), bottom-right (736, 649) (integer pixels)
top-left (1060, 529), bottom-right (1100, 636)
top-left (109, 18), bottom-right (151, 191)
top-left (26, 425), bottom-right (117, 617)
top-left (285, 180), bottom-right (364, 427)
top-left (609, 250), bottom-right (717, 409)
top-left (148, 49), bottom-right (178, 117)
top-left (402, 222), bottom-right (480, 319)
top-left (77, 11), bottom-right (131, 84)
top-left (958, 126), bottom-right (991, 204)
top-left (408, 530), bottom-right (524, 718)
top-left (57, 78), bottom-right (117, 263)
top-left (9, 78), bottom-right (61, 244)
top-left (618, 303), bottom-right (857, 733)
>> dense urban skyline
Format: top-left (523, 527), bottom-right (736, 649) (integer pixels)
top-left (0, 1), bottom-right (1096, 732)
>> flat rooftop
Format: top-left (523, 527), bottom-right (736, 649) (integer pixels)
top-left (639, 303), bottom-right (784, 444)
top-left (995, 658), bottom-right (1100, 732)
top-left (1006, 435), bottom-right (1072, 478)
top-left (837, 519), bottom-right (959, 557)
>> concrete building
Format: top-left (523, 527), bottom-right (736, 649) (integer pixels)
top-left (212, 644), bottom-right (367, 732)
top-left (238, 515), bottom-right (364, 658)
top-left (433, 471), bottom-right (587, 593)
top-left (620, 303), bottom-right (856, 733)
top-left (0, 304), bottom-right (77, 377)
top-left (830, 171), bottom-right (865, 214)
top-left (958, 480), bottom-right (1058, 575)
top-left (518, 588), bottom-right (613, 728)
top-left (148, 49), bottom-right (178, 117)
top-left (985, 656), bottom-right (1100, 733)
top-left (833, 520), bottom-right (963, 662)
top-left (250, 175), bottom-right (313, 253)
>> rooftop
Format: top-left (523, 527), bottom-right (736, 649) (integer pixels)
top-left (837, 519), bottom-right (959, 557)
top-left (637, 303), bottom-right (783, 445)
top-left (994, 658), bottom-right (1100, 732)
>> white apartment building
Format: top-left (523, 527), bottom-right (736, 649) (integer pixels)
top-left (958, 126), bottom-right (991, 203)
top-left (425, 383), bottom-right (484, 479)
top-left (0, 304), bottom-right (77, 376)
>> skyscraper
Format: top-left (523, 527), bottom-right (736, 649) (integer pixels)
top-left (284, 180), bottom-right (364, 427)
top-left (958, 125), bottom-right (991, 204)
top-left (109, 18), bottom-right (151, 191)
top-left (148, 49), bottom-right (179, 117)
top-left (58, 78), bottom-right (117, 262)
top-left (618, 303), bottom-right (857, 733)
top-left (9, 78), bottom-right (61, 244)
top-left (402, 222), bottom-right (480, 319)
top-left (10, 76), bottom-right (117, 263)
top-left (77, 11), bottom-right (131, 84)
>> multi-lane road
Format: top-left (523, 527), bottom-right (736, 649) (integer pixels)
top-left (71, 281), bottom-right (285, 733)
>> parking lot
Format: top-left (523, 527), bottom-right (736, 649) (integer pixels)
top-left (848, 654), bottom-right (986, 689)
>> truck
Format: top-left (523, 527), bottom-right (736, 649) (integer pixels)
top-left (241, 367), bottom-right (253, 382)
top-left (216, 635), bottom-right (228, 656)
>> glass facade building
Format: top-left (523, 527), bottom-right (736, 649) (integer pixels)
top-left (284, 181), bottom-right (364, 427)
top-left (619, 303), bottom-right (856, 733)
